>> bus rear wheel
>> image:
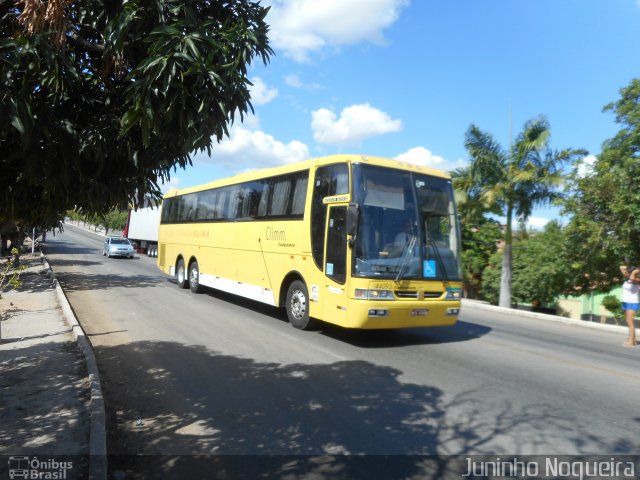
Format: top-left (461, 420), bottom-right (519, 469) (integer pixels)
top-left (286, 280), bottom-right (316, 330)
top-left (176, 259), bottom-right (188, 289)
top-left (189, 261), bottom-right (202, 293)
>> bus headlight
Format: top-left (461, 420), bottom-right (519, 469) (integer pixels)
top-left (445, 288), bottom-right (462, 300)
top-left (354, 289), bottom-right (394, 300)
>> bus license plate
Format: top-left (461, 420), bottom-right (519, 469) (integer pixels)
top-left (411, 309), bottom-right (428, 317)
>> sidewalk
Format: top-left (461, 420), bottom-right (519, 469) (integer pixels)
top-left (0, 251), bottom-right (105, 480)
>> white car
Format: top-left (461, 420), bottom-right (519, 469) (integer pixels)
top-left (103, 237), bottom-right (135, 258)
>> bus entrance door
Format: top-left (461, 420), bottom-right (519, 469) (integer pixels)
top-left (323, 205), bottom-right (349, 325)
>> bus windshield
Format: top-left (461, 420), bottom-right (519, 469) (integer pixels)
top-left (351, 164), bottom-right (462, 281)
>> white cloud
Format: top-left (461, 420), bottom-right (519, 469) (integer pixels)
top-left (394, 147), bottom-right (468, 173)
top-left (194, 125), bottom-right (310, 170)
top-left (395, 147), bottom-right (446, 168)
top-left (492, 214), bottom-right (556, 231)
top-left (267, 0), bottom-right (410, 62)
top-left (526, 216), bottom-right (550, 230)
top-left (249, 77), bottom-right (278, 106)
top-left (284, 74), bottom-right (303, 88)
top-left (284, 74), bottom-right (323, 90)
top-left (576, 154), bottom-right (597, 178)
top-left (160, 176), bottom-right (181, 193)
top-left (311, 103), bottom-right (402, 146)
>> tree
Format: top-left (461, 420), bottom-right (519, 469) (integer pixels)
top-left (454, 117), bottom-right (586, 307)
top-left (510, 221), bottom-right (572, 305)
top-left (481, 221), bottom-right (572, 307)
top-left (563, 79), bottom-right (640, 292)
top-left (1, 0), bottom-right (272, 233)
top-left (459, 220), bottom-right (502, 299)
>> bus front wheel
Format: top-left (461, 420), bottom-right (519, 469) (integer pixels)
top-left (189, 261), bottom-right (202, 293)
top-left (176, 259), bottom-right (188, 289)
top-left (286, 280), bottom-right (316, 330)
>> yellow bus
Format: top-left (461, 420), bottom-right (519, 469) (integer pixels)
top-left (158, 154), bottom-right (462, 330)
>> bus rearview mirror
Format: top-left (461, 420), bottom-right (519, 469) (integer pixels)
top-left (347, 203), bottom-right (359, 237)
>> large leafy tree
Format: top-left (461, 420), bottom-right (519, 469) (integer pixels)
top-left (0, 0), bottom-right (272, 231)
top-left (453, 117), bottom-right (586, 307)
top-left (494, 221), bottom-right (574, 304)
top-left (563, 79), bottom-right (640, 291)
top-left (459, 220), bottom-right (502, 299)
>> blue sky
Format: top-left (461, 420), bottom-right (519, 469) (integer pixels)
top-left (169, 0), bottom-right (640, 228)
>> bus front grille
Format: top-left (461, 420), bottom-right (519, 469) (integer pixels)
top-left (394, 291), bottom-right (443, 299)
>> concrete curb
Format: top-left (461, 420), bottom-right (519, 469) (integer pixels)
top-left (41, 252), bottom-right (107, 480)
top-left (462, 299), bottom-right (629, 334)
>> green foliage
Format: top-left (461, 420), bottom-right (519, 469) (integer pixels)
top-left (0, 0), bottom-right (273, 230)
top-left (601, 295), bottom-right (623, 320)
top-left (477, 250), bottom-right (502, 305)
top-left (65, 208), bottom-right (127, 234)
top-left (460, 220), bottom-right (502, 299)
top-left (65, 210), bottom-right (84, 222)
top-left (511, 221), bottom-right (572, 304)
top-left (100, 210), bottom-right (128, 234)
top-left (0, 248), bottom-right (25, 300)
top-left (481, 222), bottom-right (573, 305)
top-left (563, 78), bottom-right (640, 292)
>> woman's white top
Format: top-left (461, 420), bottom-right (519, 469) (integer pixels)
top-left (622, 279), bottom-right (640, 303)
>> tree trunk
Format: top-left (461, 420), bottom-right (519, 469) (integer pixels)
top-left (498, 206), bottom-right (513, 308)
top-left (499, 242), bottom-right (512, 307)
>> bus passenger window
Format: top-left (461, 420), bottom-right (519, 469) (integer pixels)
top-left (271, 178), bottom-right (291, 216)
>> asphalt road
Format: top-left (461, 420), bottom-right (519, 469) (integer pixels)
top-left (43, 225), bottom-right (640, 479)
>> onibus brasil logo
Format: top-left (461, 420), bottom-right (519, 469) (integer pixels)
top-left (8, 456), bottom-right (73, 479)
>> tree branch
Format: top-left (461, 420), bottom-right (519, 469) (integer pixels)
top-left (68, 30), bottom-right (106, 53)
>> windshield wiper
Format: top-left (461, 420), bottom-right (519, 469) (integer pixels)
top-left (395, 235), bottom-right (416, 282)
top-left (425, 235), bottom-right (449, 283)
top-left (425, 215), bottom-right (449, 283)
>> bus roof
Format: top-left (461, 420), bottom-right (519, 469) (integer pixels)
top-left (163, 154), bottom-right (452, 198)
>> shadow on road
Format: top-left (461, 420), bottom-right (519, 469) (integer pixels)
top-left (51, 271), bottom-right (164, 292)
top-left (41, 239), bottom-right (98, 256)
top-left (319, 320), bottom-right (491, 348)
top-left (94, 340), bottom-right (635, 479)
top-left (44, 259), bottom-right (104, 268)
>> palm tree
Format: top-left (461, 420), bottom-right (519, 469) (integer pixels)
top-left (453, 116), bottom-right (586, 308)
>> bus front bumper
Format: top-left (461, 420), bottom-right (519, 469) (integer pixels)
top-left (344, 300), bottom-right (461, 329)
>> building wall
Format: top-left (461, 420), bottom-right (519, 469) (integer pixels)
top-left (556, 286), bottom-right (623, 321)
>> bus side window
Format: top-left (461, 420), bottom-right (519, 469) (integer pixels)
top-left (271, 177), bottom-right (292, 216)
top-left (258, 180), bottom-right (271, 217)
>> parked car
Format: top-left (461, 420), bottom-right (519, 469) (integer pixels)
top-left (103, 237), bottom-right (135, 258)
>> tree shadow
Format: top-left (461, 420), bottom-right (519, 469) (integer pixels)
top-left (9, 269), bottom-right (54, 294)
top-left (93, 340), bottom-right (635, 479)
top-left (0, 340), bottom-right (90, 477)
top-left (44, 259), bottom-right (104, 268)
top-left (51, 271), bottom-right (165, 292)
top-left (0, 327), bottom-right (72, 344)
top-left (0, 256), bottom-right (52, 294)
top-left (41, 240), bottom-right (97, 256)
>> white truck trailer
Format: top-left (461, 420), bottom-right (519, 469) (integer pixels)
top-left (124, 206), bottom-right (160, 257)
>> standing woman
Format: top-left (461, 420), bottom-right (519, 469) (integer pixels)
top-left (619, 265), bottom-right (640, 347)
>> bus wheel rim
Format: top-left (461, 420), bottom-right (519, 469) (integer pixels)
top-left (291, 290), bottom-right (306, 319)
